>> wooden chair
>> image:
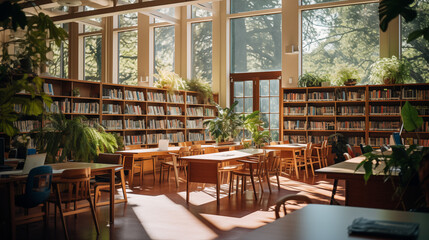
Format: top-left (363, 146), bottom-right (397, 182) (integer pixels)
top-left (204, 147), bottom-right (218, 154)
top-left (313, 140), bottom-right (327, 168)
top-left (294, 143), bottom-right (312, 178)
top-left (93, 153), bottom-right (127, 207)
top-left (178, 142), bottom-right (187, 147)
top-left (159, 147), bottom-right (190, 183)
top-left (190, 145), bottom-right (203, 155)
top-left (51, 168), bottom-right (99, 240)
top-left (346, 144), bottom-right (355, 158)
top-left (184, 141), bottom-right (193, 147)
top-left (270, 141), bottom-right (279, 145)
top-left (264, 150), bottom-right (282, 192)
top-left (193, 140), bottom-right (205, 145)
top-left (309, 143), bottom-right (323, 173)
top-left (124, 144), bottom-right (155, 186)
top-left (14, 166), bottom-right (52, 227)
top-left (274, 194), bottom-right (312, 219)
top-left (282, 140), bottom-right (290, 144)
top-left (229, 155), bottom-right (266, 200)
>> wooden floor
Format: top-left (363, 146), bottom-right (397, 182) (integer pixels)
top-left (15, 170), bottom-right (344, 240)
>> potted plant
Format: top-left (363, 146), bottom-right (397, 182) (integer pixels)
top-left (0, 1), bottom-right (67, 137)
top-left (153, 69), bottom-right (186, 95)
top-left (332, 66), bottom-right (361, 86)
top-left (241, 111), bottom-right (271, 148)
top-left (369, 56), bottom-right (411, 85)
top-left (35, 114), bottom-right (118, 163)
top-left (185, 78), bottom-right (214, 103)
top-left (298, 73), bottom-right (328, 87)
top-left (204, 101), bottom-right (242, 144)
top-left (357, 101), bottom-right (429, 209)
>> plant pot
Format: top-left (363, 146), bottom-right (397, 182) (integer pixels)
top-left (344, 79), bottom-right (357, 86)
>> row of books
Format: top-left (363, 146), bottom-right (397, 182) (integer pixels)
top-left (44, 100), bottom-right (71, 113)
top-left (147, 134), bottom-right (167, 144)
top-left (204, 108), bottom-right (215, 117)
top-left (124, 135), bottom-right (146, 145)
top-left (147, 106), bottom-right (165, 115)
top-left (308, 122), bottom-right (335, 130)
top-left (338, 106), bottom-right (365, 116)
top-left (148, 119), bottom-right (167, 129)
top-left (103, 88), bottom-right (123, 99)
top-left (308, 106), bottom-right (335, 116)
top-left (284, 120), bottom-right (306, 130)
top-left (13, 120), bottom-right (41, 132)
top-left (124, 119), bottom-right (145, 129)
top-left (337, 90), bottom-right (365, 101)
top-left (82, 118), bottom-right (99, 128)
top-left (309, 135), bottom-right (328, 143)
top-left (43, 83), bottom-right (54, 95)
top-left (416, 106), bottom-right (429, 115)
top-left (337, 121), bottom-right (365, 130)
top-left (147, 92), bottom-right (165, 102)
top-left (102, 120), bottom-right (123, 130)
top-left (284, 135), bottom-right (306, 144)
top-left (188, 132), bottom-right (204, 142)
top-left (308, 92), bottom-right (335, 101)
top-left (125, 90), bottom-right (145, 101)
top-left (406, 138), bottom-right (429, 147)
top-left (186, 107), bottom-right (204, 116)
top-left (102, 104), bottom-right (122, 114)
top-left (165, 132), bottom-right (185, 143)
top-left (73, 102), bottom-right (99, 114)
top-left (205, 130), bottom-right (213, 141)
top-left (284, 93), bottom-right (306, 102)
top-left (369, 89), bottom-right (400, 100)
top-left (186, 95), bottom-right (200, 104)
top-left (125, 104), bottom-right (143, 115)
top-left (347, 137), bottom-right (365, 146)
top-left (402, 88), bottom-right (429, 100)
top-left (186, 119), bottom-right (204, 129)
top-left (370, 106), bottom-right (400, 115)
top-left (284, 107), bottom-right (307, 116)
top-left (369, 121), bottom-right (400, 131)
top-left (167, 106), bottom-right (182, 115)
top-left (167, 94), bottom-right (184, 103)
top-left (167, 119), bottom-right (184, 129)
top-left (417, 122), bottom-right (429, 132)
top-left (369, 137), bottom-right (390, 146)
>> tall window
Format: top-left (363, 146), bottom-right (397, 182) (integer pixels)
top-left (118, 30), bottom-right (138, 85)
top-left (230, 0), bottom-right (281, 13)
top-left (191, 4), bottom-right (213, 18)
top-left (230, 14), bottom-right (282, 73)
top-left (154, 26), bottom-right (175, 74)
top-left (191, 21), bottom-right (212, 84)
top-left (301, 3), bottom-right (379, 83)
top-left (119, 12), bottom-right (138, 28)
top-left (259, 79), bottom-right (280, 141)
top-left (49, 24), bottom-right (69, 78)
top-left (401, 0), bottom-right (429, 83)
top-left (83, 35), bottom-right (102, 81)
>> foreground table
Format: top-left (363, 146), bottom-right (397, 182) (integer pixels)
top-left (180, 149), bottom-right (268, 205)
top-left (1, 162), bottom-right (121, 240)
top-left (240, 204), bottom-right (429, 240)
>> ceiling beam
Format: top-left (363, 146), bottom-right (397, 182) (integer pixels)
top-left (24, 7), bottom-right (102, 28)
top-left (82, 0), bottom-right (113, 9)
top-left (140, 10), bottom-right (179, 24)
top-left (50, 0), bottom-right (216, 24)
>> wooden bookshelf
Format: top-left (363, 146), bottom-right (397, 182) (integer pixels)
top-left (282, 83), bottom-right (429, 147)
top-left (8, 77), bottom-right (218, 148)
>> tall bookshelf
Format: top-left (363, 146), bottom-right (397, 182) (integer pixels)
top-left (282, 83), bottom-right (429, 147)
top-left (9, 77), bottom-right (218, 148)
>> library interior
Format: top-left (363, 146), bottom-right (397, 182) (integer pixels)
top-left (1, 0), bottom-right (429, 240)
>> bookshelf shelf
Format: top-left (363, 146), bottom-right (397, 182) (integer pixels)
top-left (282, 83), bottom-right (429, 146)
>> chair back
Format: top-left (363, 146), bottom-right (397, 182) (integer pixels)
top-left (229, 146), bottom-right (236, 151)
top-left (304, 142), bottom-right (312, 159)
top-left (343, 152), bottom-right (352, 160)
top-left (346, 144), bottom-right (355, 158)
top-left (190, 145), bottom-right (203, 155)
top-left (178, 142), bottom-right (187, 147)
top-left (178, 146), bottom-right (191, 157)
top-left (184, 141), bottom-right (193, 147)
top-left (204, 147), bottom-right (218, 154)
top-left (193, 140), bottom-right (205, 145)
top-left (235, 145), bottom-right (244, 150)
top-left (97, 153), bottom-right (122, 165)
top-left (275, 194), bottom-right (312, 219)
top-left (265, 151), bottom-right (281, 173)
top-left (57, 168), bottom-right (92, 202)
top-left (270, 141), bottom-right (278, 145)
top-left (22, 166), bottom-right (53, 208)
top-left (282, 140), bottom-right (290, 144)
top-left (125, 144), bottom-right (143, 150)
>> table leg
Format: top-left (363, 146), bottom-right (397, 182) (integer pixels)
top-left (293, 151), bottom-right (300, 179)
top-left (110, 168), bottom-right (115, 224)
top-left (186, 162), bottom-right (190, 204)
top-left (173, 155), bottom-right (180, 188)
top-left (9, 182), bottom-right (16, 240)
top-left (216, 164), bottom-right (220, 206)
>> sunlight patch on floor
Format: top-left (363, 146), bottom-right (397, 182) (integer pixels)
top-left (128, 194), bottom-right (217, 240)
top-left (200, 210), bottom-right (275, 231)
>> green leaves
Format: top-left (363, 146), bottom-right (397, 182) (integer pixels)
top-left (401, 101), bottom-right (423, 132)
top-left (407, 27), bottom-right (429, 43)
top-left (0, 1), bottom-right (27, 31)
top-left (379, 0), bottom-right (417, 32)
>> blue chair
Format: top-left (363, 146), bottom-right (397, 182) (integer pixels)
top-left (15, 165), bottom-right (53, 225)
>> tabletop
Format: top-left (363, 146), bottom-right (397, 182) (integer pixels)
top-left (180, 149), bottom-right (268, 162)
top-left (239, 204), bottom-right (429, 240)
top-left (264, 144), bottom-right (307, 149)
top-left (116, 147), bottom-right (181, 154)
top-left (47, 162), bottom-right (121, 171)
top-left (315, 155), bottom-right (391, 176)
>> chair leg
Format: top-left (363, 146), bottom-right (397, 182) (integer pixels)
top-left (94, 186), bottom-right (100, 209)
top-left (152, 157), bottom-right (157, 182)
top-left (87, 190), bottom-right (100, 235)
top-left (309, 159), bottom-right (315, 175)
top-left (129, 169), bottom-right (134, 188)
top-left (265, 172), bottom-right (272, 193)
top-left (55, 184), bottom-right (69, 240)
top-left (159, 165), bottom-right (163, 183)
top-left (258, 174), bottom-right (264, 193)
top-left (228, 173), bottom-right (233, 197)
top-left (276, 172), bottom-right (281, 191)
top-left (249, 173), bottom-right (258, 200)
top-left (120, 169), bottom-right (128, 202)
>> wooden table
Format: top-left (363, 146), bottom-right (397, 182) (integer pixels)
top-left (315, 156), bottom-right (399, 209)
top-left (239, 204), bottom-right (429, 240)
top-left (263, 144), bottom-right (307, 178)
top-left (201, 142), bottom-right (241, 151)
top-left (180, 149), bottom-right (268, 205)
top-left (0, 162), bottom-right (121, 240)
